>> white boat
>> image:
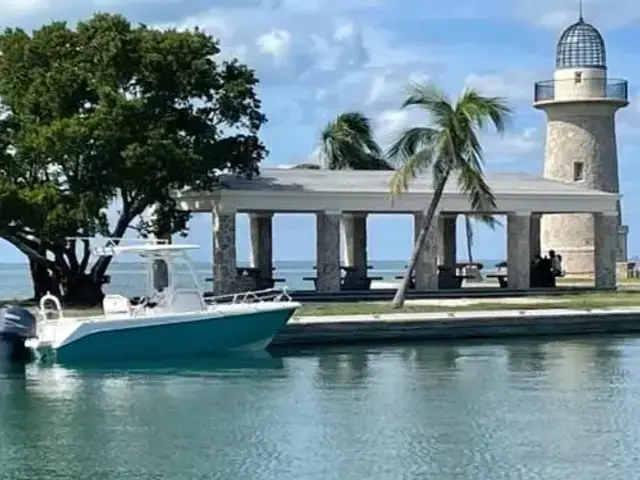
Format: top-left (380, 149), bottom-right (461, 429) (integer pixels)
top-left (25, 239), bottom-right (300, 363)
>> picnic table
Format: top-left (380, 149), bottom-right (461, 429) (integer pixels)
top-left (304, 265), bottom-right (382, 291)
top-left (394, 265), bottom-right (474, 289)
top-left (485, 272), bottom-right (508, 288)
top-left (205, 266), bottom-right (286, 290)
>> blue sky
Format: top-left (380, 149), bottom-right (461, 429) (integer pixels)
top-left (1, 0), bottom-right (640, 263)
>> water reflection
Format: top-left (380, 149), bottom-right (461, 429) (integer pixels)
top-left (314, 347), bottom-right (370, 385)
top-left (3, 336), bottom-right (640, 479)
top-left (20, 353), bottom-right (285, 402)
top-left (53, 351), bottom-right (285, 376)
top-left (505, 338), bottom-right (547, 374)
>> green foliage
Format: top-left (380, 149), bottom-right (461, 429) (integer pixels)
top-left (320, 112), bottom-right (392, 170)
top-left (0, 13), bottom-right (267, 299)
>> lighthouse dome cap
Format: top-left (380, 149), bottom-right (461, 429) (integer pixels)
top-left (556, 18), bottom-right (606, 69)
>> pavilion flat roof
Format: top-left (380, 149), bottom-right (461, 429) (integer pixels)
top-left (175, 167), bottom-right (619, 215)
top-left (211, 168), bottom-right (616, 197)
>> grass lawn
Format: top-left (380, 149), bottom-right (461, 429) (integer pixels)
top-left (556, 276), bottom-right (640, 285)
top-left (294, 291), bottom-right (640, 317)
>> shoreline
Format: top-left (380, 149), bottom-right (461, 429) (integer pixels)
top-left (10, 291), bottom-right (640, 347)
top-left (273, 307), bottom-right (640, 347)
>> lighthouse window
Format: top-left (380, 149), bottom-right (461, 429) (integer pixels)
top-left (574, 71), bottom-right (582, 83)
top-left (573, 161), bottom-right (584, 181)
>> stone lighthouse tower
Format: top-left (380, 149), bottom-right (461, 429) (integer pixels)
top-left (534, 13), bottom-right (629, 274)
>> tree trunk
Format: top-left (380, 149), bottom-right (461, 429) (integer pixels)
top-left (29, 258), bottom-right (61, 300)
top-left (392, 171), bottom-right (450, 309)
top-left (465, 215), bottom-right (474, 264)
top-left (62, 272), bottom-right (105, 307)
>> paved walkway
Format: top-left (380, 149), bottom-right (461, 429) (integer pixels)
top-left (290, 306), bottom-right (640, 325)
top-left (401, 297), bottom-right (562, 307)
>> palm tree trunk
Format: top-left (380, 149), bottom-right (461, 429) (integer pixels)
top-left (465, 215), bottom-right (474, 264)
top-left (392, 171), bottom-right (450, 308)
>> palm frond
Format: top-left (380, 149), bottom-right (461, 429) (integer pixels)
top-left (387, 126), bottom-right (438, 163)
top-left (457, 163), bottom-right (496, 213)
top-left (402, 83), bottom-right (454, 129)
top-left (319, 111), bottom-right (387, 171)
top-left (389, 148), bottom-right (434, 197)
top-left (456, 89), bottom-right (512, 135)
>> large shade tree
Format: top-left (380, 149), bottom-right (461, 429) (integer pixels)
top-left (0, 13), bottom-right (267, 305)
top-left (388, 83), bottom-right (511, 308)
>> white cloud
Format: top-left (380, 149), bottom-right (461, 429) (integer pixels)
top-left (256, 29), bottom-right (292, 59)
top-left (465, 69), bottom-right (541, 104)
top-left (0, 0), bottom-right (49, 15)
top-left (334, 21), bottom-right (356, 41)
top-left (483, 127), bottom-right (542, 161)
top-left (513, 0), bottom-right (640, 29)
top-left (374, 108), bottom-right (412, 146)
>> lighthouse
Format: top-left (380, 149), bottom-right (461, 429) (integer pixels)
top-left (534, 13), bottom-right (629, 274)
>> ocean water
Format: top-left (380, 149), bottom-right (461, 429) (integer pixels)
top-left (2, 336), bottom-right (640, 479)
top-left (0, 259), bottom-right (503, 300)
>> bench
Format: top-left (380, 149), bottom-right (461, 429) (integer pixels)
top-left (303, 276), bottom-right (383, 291)
top-left (486, 273), bottom-right (507, 288)
top-left (395, 274), bottom-right (472, 289)
top-left (341, 275), bottom-right (384, 291)
top-left (206, 276), bottom-right (287, 289)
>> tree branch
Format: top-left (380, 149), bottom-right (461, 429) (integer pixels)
top-left (1, 232), bottom-right (60, 273)
top-left (90, 204), bottom-right (141, 279)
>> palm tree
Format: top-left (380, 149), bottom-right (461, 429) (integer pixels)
top-left (463, 213), bottom-right (501, 265)
top-left (465, 214), bottom-right (474, 264)
top-left (388, 83), bottom-right (511, 308)
top-left (318, 112), bottom-right (392, 170)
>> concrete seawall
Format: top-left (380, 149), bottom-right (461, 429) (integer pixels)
top-left (271, 307), bottom-right (640, 346)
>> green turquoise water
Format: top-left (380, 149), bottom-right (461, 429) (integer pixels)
top-left (2, 336), bottom-right (640, 479)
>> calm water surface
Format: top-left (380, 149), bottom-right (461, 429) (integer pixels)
top-left (2, 336), bottom-right (640, 479)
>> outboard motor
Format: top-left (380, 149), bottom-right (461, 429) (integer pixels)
top-left (0, 306), bottom-right (37, 363)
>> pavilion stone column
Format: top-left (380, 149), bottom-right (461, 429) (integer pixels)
top-left (437, 214), bottom-right (456, 268)
top-left (342, 213), bottom-right (367, 276)
top-left (530, 214), bottom-right (541, 258)
top-left (249, 212), bottom-right (273, 279)
top-left (594, 213), bottom-right (618, 289)
top-left (507, 212), bottom-right (531, 290)
top-left (413, 211), bottom-right (438, 291)
top-left (316, 211), bottom-right (341, 292)
top-left (212, 205), bottom-right (237, 295)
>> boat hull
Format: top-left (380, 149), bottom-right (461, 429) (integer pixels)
top-left (43, 305), bottom-right (298, 363)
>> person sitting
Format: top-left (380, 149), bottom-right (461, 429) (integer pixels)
top-left (540, 254), bottom-right (554, 287)
top-left (555, 254), bottom-right (565, 277)
top-left (530, 255), bottom-right (543, 287)
top-left (549, 250), bottom-right (563, 278)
